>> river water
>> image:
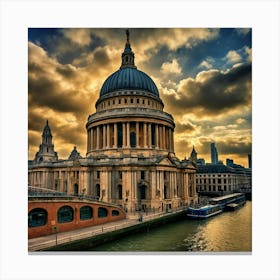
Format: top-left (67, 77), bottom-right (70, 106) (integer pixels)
top-left (88, 201), bottom-right (252, 252)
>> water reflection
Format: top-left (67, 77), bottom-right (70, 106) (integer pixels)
top-left (89, 201), bottom-right (252, 252)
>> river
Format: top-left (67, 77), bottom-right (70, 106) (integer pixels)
top-left (88, 201), bottom-right (252, 252)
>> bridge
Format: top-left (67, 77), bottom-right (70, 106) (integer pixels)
top-left (28, 186), bottom-right (126, 239)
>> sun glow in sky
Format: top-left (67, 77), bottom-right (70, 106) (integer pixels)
top-left (28, 28), bottom-right (252, 167)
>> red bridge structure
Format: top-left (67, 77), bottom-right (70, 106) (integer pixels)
top-left (28, 187), bottom-right (126, 239)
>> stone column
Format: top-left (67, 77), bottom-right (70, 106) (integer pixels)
top-left (122, 123), bottom-right (126, 147)
top-left (93, 127), bottom-right (96, 149)
top-left (114, 123), bottom-right (117, 148)
top-left (90, 129), bottom-right (93, 151)
top-left (106, 124), bottom-right (110, 148)
top-left (162, 126), bottom-right (166, 149)
top-left (108, 170), bottom-right (112, 200)
top-left (158, 126), bottom-right (162, 148)
top-left (155, 124), bottom-right (159, 149)
top-left (148, 123), bottom-right (152, 148)
top-left (126, 122), bottom-right (130, 148)
top-left (169, 128), bottom-right (172, 152)
top-left (143, 122), bottom-right (147, 148)
top-left (87, 130), bottom-right (90, 153)
top-left (103, 124), bottom-right (106, 149)
top-left (84, 171), bottom-right (89, 195)
top-left (136, 122), bottom-right (139, 148)
top-left (172, 130), bottom-right (175, 152)
top-left (96, 126), bottom-right (100, 149)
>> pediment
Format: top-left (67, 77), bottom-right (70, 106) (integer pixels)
top-left (158, 157), bottom-right (176, 166)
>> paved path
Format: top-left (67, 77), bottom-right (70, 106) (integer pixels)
top-left (28, 210), bottom-right (182, 251)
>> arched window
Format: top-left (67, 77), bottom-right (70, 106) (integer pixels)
top-left (80, 206), bottom-right (93, 220)
top-left (112, 210), bottom-right (119, 216)
top-left (98, 207), bottom-right (108, 218)
top-left (57, 206), bottom-right (74, 223)
top-left (28, 208), bottom-right (47, 227)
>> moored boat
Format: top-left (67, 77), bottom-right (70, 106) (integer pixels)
top-left (187, 204), bottom-right (222, 219)
top-left (209, 193), bottom-right (246, 210)
top-left (225, 200), bottom-right (246, 211)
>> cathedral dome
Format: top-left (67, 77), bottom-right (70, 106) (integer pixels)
top-left (99, 29), bottom-right (159, 97)
top-left (100, 67), bottom-right (159, 96)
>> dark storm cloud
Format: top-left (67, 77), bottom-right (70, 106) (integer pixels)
top-left (28, 110), bottom-right (48, 132)
top-left (174, 139), bottom-right (193, 158)
top-left (93, 48), bottom-right (110, 65)
top-left (56, 64), bottom-right (77, 79)
top-left (217, 140), bottom-right (251, 155)
top-left (163, 62), bottom-right (251, 116)
top-left (54, 124), bottom-right (86, 147)
top-left (175, 122), bottom-right (196, 133)
top-left (193, 137), bottom-right (251, 160)
top-left (28, 75), bottom-right (88, 114)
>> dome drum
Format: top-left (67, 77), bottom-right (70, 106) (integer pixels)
top-left (87, 108), bottom-right (174, 127)
top-left (95, 89), bottom-right (164, 110)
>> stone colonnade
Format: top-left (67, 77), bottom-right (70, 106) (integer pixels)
top-left (28, 168), bottom-right (197, 210)
top-left (87, 121), bottom-right (174, 152)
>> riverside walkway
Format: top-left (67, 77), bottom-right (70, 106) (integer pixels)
top-left (28, 207), bottom-right (187, 252)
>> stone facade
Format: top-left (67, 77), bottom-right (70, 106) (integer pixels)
top-left (196, 164), bottom-right (252, 197)
top-left (28, 30), bottom-right (198, 212)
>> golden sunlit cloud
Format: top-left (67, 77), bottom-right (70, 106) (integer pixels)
top-left (226, 50), bottom-right (242, 64)
top-left (160, 59), bottom-right (182, 75)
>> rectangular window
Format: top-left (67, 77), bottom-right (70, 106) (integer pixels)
top-left (97, 171), bottom-right (100, 179)
top-left (141, 171), bottom-right (145, 180)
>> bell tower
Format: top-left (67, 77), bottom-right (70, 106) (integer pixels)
top-left (34, 120), bottom-right (58, 163)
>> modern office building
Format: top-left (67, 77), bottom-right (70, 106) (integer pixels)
top-left (210, 142), bottom-right (218, 164)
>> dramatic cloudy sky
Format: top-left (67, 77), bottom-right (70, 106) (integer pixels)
top-left (28, 28), bottom-right (252, 167)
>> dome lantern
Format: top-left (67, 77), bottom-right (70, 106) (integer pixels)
top-left (120, 29), bottom-right (136, 69)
